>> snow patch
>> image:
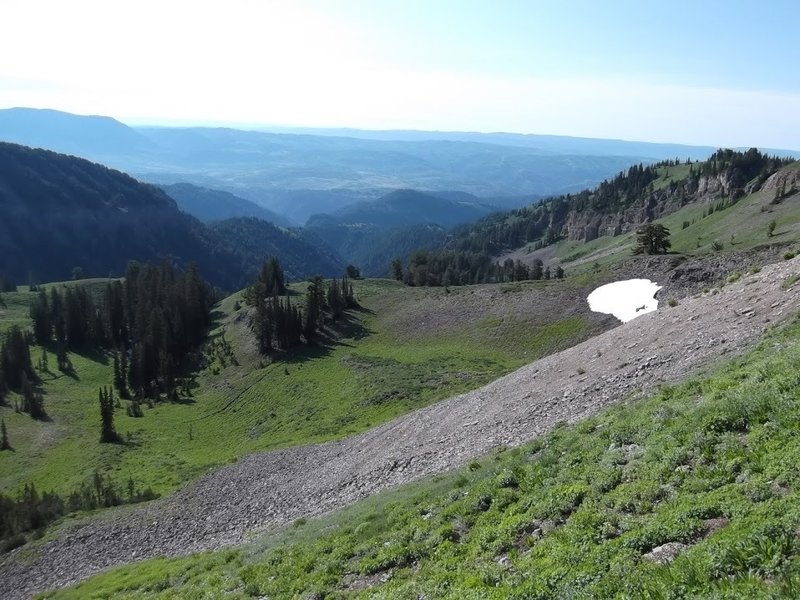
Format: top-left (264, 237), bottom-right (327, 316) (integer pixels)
top-left (587, 279), bottom-right (661, 323)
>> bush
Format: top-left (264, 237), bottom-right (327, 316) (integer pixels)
top-left (1, 533), bottom-right (26, 553)
top-left (126, 401), bottom-right (144, 417)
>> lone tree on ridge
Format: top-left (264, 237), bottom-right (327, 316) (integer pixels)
top-left (633, 223), bottom-right (671, 255)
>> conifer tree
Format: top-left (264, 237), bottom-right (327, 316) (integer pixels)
top-left (30, 289), bottom-right (51, 344)
top-left (304, 276), bottom-right (325, 339)
top-left (633, 223), bottom-right (671, 255)
top-left (20, 372), bottom-right (46, 420)
top-left (0, 418), bottom-right (10, 450)
top-left (99, 386), bottom-right (119, 443)
top-left (0, 326), bottom-right (35, 391)
top-left (40, 348), bottom-right (49, 373)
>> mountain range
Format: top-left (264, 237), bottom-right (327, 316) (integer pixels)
top-left (0, 142), bottom-right (341, 289)
top-left (8, 107), bottom-right (799, 225)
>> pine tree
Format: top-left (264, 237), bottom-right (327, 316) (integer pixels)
top-left (0, 365), bottom-right (6, 405)
top-left (391, 258), bottom-right (404, 281)
top-left (99, 386), bottom-right (119, 443)
top-left (530, 259), bottom-right (544, 281)
top-left (0, 418), bottom-right (10, 450)
top-left (30, 289), bottom-right (51, 344)
top-left (633, 223), bottom-right (671, 255)
top-left (304, 276), bottom-right (325, 340)
top-left (1, 326), bottom-right (34, 391)
top-left (20, 371), bottom-right (46, 420)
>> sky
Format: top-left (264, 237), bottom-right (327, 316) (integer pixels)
top-left (1, 0), bottom-right (798, 149)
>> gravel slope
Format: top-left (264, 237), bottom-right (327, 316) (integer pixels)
top-left (3, 257), bottom-right (800, 599)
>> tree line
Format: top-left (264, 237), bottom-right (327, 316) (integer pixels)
top-left (0, 326), bottom-right (46, 420)
top-left (244, 258), bottom-right (357, 354)
top-left (434, 149), bottom-right (792, 262)
top-left (0, 472), bottom-right (156, 546)
top-left (391, 250), bottom-right (565, 287)
top-left (28, 261), bottom-right (213, 400)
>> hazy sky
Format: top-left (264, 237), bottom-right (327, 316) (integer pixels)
top-left (2, 0), bottom-right (798, 148)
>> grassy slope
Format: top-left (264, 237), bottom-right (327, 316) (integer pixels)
top-left (531, 163), bottom-right (800, 274)
top-left (42, 314), bottom-right (800, 599)
top-left (665, 163), bottom-right (800, 255)
top-left (0, 278), bottom-right (597, 501)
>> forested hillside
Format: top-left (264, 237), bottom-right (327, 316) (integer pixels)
top-left (0, 142), bottom-right (244, 289)
top-left (396, 149), bottom-right (796, 285)
top-left (0, 143), bottom-right (343, 289)
top-left (158, 183), bottom-right (291, 226)
top-left (304, 188), bottom-right (491, 276)
top-left (453, 149), bottom-right (791, 255)
top-left (208, 217), bottom-right (343, 281)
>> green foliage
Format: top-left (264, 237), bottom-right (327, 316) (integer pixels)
top-left (399, 251), bottom-right (564, 288)
top-left (0, 142), bottom-right (255, 290)
top-left (633, 223), bottom-right (672, 255)
top-left (1, 277), bottom-right (594, 537)
top-left (0, 419), bottom-right (10, 451)
top-left (0, 472), bottom-right (155, 544)
top-left (246, 259), bottom-right (357, 354)
top-left (50, 318), bottom-right (800, 599)
top-left (98, 387), bottom-right (120, 444)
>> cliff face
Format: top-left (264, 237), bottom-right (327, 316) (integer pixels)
top-left (563, 171), bottom-right (756, 242)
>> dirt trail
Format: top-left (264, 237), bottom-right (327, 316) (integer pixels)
top-left (3, 257), bottom-right (800, 599)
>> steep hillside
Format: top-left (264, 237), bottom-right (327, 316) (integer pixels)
top-left (158, 182), bottom-right (292, 226)
top-left (207, 217), bottom-right (344, 280)
top-left (455, 149), bottom-right (791, 255)
top-left (4, 255), bottom-right (800, 599)
top-left (503, 160), bottom-right (800, 278)
top-left (305, 189), bottom-right (497, 275)
top-left (0, 143), bottom-right (354, 290)
top-left (396, 150), bottom-right (797, 285)
top-left (0, 107), bottom-right (153, 159)
top-left (308, 189), bottom-right (497, 230)
top-left (0, 274), bottom-right (610, 549)
top-left (0, 142), bottom-right (246, 289)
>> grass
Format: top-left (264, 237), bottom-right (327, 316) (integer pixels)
top-left (41, 314), bottom-right (800, 599)
top-left (0, 278), bottom-right (596, 507)
top-left (542, 162), bottom-right (800, 275)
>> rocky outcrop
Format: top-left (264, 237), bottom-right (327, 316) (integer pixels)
top-left (564, 171), bottom-right (763, 243)
top-left (761, 167), bottom-right (800, 202)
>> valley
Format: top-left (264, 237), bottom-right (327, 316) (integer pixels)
top-left (1, 113), bottom-right (799, 599)
top-left (2, 251), bottom-right (799, 599)
top-left (3, 2), bottom-right (800, 596)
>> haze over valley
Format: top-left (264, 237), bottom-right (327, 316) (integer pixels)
top-left (1, 1), bottom-right (800, 598)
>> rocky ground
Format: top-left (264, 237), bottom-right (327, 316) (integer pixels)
top-left (2, 255), bottom-right (800, 599)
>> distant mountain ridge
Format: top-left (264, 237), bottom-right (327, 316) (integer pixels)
top-left (0, 107), bottom-right (153, 158)
top-left (0, 142), bottom-right (341, 288)
top-left (0, 107), bottom-right (757, 225)
top-left (306, 189), bottom-right (497, 229)
top-left (158, 182), bottom-right (292, 226)
top-left (303, 189), bottom-right (493, 276)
